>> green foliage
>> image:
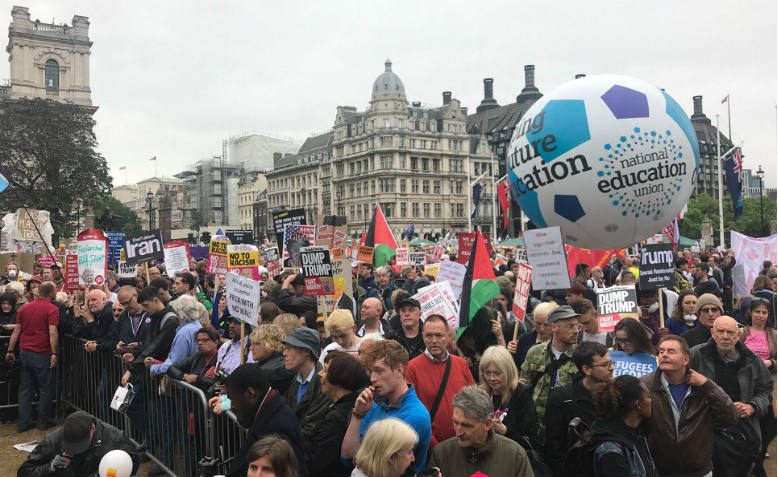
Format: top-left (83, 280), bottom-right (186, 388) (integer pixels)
top-left (0, 98), bottom-right (112, 241)
top-left (190, 210), bottom-right (203, 232)
top-left (680, 192), bottom-right (776, 242)
top-left (93, 195), bottom-right (141, 235)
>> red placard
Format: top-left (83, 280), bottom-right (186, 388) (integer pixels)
top-left (511, 263), bottom-right (533, 323)
top-left (65, 254), bottom-right (81, 292)
top-left (457, 232), bottom-right (492, 264)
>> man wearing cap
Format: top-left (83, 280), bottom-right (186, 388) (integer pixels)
top-left (387, 297), bottom-right (425, 360)
top-left (17, 410), bottom-right (138, 476)
top-left (214, 315), bottom-right (253, 376)
top-left (682, 293), bottom-right (723, 348)
top-left (519, 304), bottom-right (581, 440)
top-left (276, 273), bottom-right (317, 316)
top-left (282, 327), bottom-right (331, 450)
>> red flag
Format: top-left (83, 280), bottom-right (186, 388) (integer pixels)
top-left (497, 182), bottom-right (510, 229)
top-left (564, 245), bottom-right (624, 279)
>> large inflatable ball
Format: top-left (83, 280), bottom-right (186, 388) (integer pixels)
top-left (98, 449), bottom-right (133, 477)
top-left (507, 75), bottom-right (698, 249)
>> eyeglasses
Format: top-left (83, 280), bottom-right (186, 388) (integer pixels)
top-left (483, 371), bottom-right (503, 378)
top-left (699, 307), bottom-right (720, 314)
top-left (615, 338), bottom-right (633, 344)
top-left (590, 361), bottom-right (615, 368)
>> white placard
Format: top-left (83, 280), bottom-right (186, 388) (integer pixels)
top-left (412, 281), bottom-right (459, 329)
top-left (225, 272), bottom-right (260, 327)
top-left (523, 226), bottom-right (570, 290)
top-left (117, 260), bottom-right (138, 279)
top-left (163, 243), bottom-right (190, 277)
top-left (436, 260), bottom-right (466, 299)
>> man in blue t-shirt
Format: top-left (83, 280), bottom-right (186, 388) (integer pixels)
top-left (341, 340), bottom-right (431, 472)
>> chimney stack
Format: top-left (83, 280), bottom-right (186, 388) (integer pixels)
top-left (476, 78), bottom-right (499, 113)
top-left (483, 78), bottom-right (494, 99)
top-left (575, 74), bottom-right (586, 79)
top-left (690, 95), bottom-right (711, 125)
top-left (693, 95), bottom-right (703, 115)
top-left (516, 64), bottom-right (542, 103)
top-left (525, 65), bottom-right (536, 88)
top-left (443, 91), bottom-right (452, 105)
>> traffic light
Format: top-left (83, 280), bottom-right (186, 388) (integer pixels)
top-left (187, 233), bottom-right (196, 245)
top-left (200, 231), bottom-right (211, 245)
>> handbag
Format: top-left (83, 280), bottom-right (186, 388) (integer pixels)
top-left (110, 383), bottom-right (135, 413)
top-left (712, 422), bottom-right (760, 477)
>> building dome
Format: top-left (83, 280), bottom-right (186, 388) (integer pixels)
top-left (371, 59), bottom-right (406, 101)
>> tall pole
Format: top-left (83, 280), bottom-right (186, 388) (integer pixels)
top-left (491, 153), bottom-right (497, 238)
top-left (716, 114), bottom-right (725, 246)
top-left (467, 158), bottom-right (472, 231)
top-left (727, 95), bottom-right (732, 142)
top-left (759, 175), bottom-right (764, 235)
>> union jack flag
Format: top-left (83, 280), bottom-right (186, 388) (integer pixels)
top-left (731, 147), bottom-right (742, 175)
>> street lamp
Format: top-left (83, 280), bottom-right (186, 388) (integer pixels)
top-left (757, 165), bottom-right (765, 235)
top-left (146, 191), bottom-right (155, 230)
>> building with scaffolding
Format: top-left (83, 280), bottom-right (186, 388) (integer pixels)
top-left (175, 156), bottom-right (243, 228)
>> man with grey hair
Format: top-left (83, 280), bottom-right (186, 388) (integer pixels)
top-left (430, 385), bottom-right (535, 477)
top-left (368, 265), bottom-right (398, 313)
top-left (146, 294), bottom-right (202, 376)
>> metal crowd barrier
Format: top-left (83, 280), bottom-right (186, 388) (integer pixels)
top-left (1, 334), bottom-right (59, 420)
top-left (212, 409), bottom-right (247, 475)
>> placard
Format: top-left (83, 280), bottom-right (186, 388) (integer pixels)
top-left (457, 232), bottom-right (492, 264)
top-left (228, 244), bottom-right (260, 279)
top-left (273, 208), bottom-right (306, 252)
top-left (77, 229), bottom-right (108, 286)
top-left (315, 215), bottom-right (348, 248)
top-left (225, 229), bottom-right (254, 244)
top-left (206, 235), bottom-right (231, 274)
top-left (283, 225), bottom-right (315, 267)
top-left (515, 247), bottom-right (528, 264)
top-left (608, 350), bottom-right (657, 378)
top-left (37, 255), bottom-right (54, 268)
top-left (437, 260), bottom-right (467, 299)
top-left (423, 264), bottom-right (440, 280)
top-left (523, 226), bottom-right (570, 290)
top-left (395, 247), bottom-right (410, 265)
top-left (318, 258), bottom-right (354, 314)
top-left (15, 208), bottom-right (50, 242)
top-left (330, 247), bottom-right (344, 261)
top-left (412, 282), bottom-right (459, 329)
top-left (105, 231), bottom-right (126, 266)
top-left (638, 243), bottom-right (676, 291)
top-left (300, 246), bottom-right (334, 296)
top-left (356, 245), bottom-right (375, 264)
top-left (225, 272), bottom-right (260, 327)
top-left (511, 263), bottom-right (533, 323)
top-left (123, 230), bottom-right (164, 266)
top-left (162, 240), bottom-right (191, 276)
top-left (595, 285), bottom-right (638, 332)
top-left (409, 252), bottom-right (426, 266)
top-left (65, 254), bottom-right (81, 291)
top-left (259, 246), bottom-right (281, 277)
top-left (117, 260), bottom-right (138, 279)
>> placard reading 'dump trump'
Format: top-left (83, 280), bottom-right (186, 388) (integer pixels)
top-left (595, 285), bottom-right (639, 332)
top-left (300, 246), bottom-right (334, 296)
top-left (506, 75), bottom-right (699, 249)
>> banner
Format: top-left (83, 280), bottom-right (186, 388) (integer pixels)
top-left (412, 282), bottom-right (460, 329)
top-left (123, 230), bottom-right (164, 265)
top-left (300, 246), bottom-right (334, 296)
top-left (206, 234), bottom-right (231, 275)
top-left (395, 247), bottom-right (410, 265)
top-left (259, 246), bottom-right (281, 277)
top-left (283, 225), bottom-right (315, 267)
top-left (595, 285), bottom-right (638, 332)
top-left (423, 263), bottom-right (440, 280)
top-left (162, 240), bottom-right (191, 277)
top-left (511, 263), bottom-right (533, 323)
top-left (117, 260), bottom-right (138, 279)
top-left (457, 232), bottom-right (492, 264)
top-left (437, 260), bottom-right (467, 299)
top-left (273, 208), bottom-right (306, 253)
top-left (523, 226), bottom-right (570, 290)
top-left (224, 272), bottom-right (260, 327)
top-left (228, 244), bottom-right (260, 280)
top-left (638, 243), bottom-right (675, 290)
top-left (225, 229), bottom-right (254, 244)
top-left (318, 258), bottom-right (353, 315)
top-left (77, 229), bottom-right (108, 286)
top-left (608, 350), bottom-right (657, 378)
top-left (105, 231), bottom-right (126, 266)
top-left (65, 254), bottom-right (81, 291)
top-left (731, 231), bottom-right (778, 297)
top-left (563, 245), bottom-right (623, 279)
top-left (409, 252), bottom-right (426, 266)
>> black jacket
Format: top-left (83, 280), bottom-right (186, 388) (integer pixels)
top-left (275, 289), bottom-right (317, 316)
top-left (544, 374), bottom-right (598, 476)
top-left (17, 418), bottom-right (139, 477)
top-left (591, 418), bottom-right (657, 477)
top-left (166, 351), bottom-right (218, 394)
top-left (130, 305), bottom-right (178, 376)
top-left (682, 324), bottom-right (712, 348)
top-left (493, 383), bottom-right (539, 448)
top-left (513, 330), bottom-right (540, 369)
top-left (255, 352), bottom-right (295, 394)
top-left (82, 303), bottom-right (118, 353)
top-left (228, 389), bottom-right (305, 477)
top-left (283, 361), bottom-right (332, 447)
top-left (306, 391), bottom-right (358, 477)
top-left (388, 321), bottom-right (425, 360)
top-left (116, 309), bottom-right (150, 348)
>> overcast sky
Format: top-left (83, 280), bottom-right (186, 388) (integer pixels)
top-left (2, 1), bottom-right (776, 188)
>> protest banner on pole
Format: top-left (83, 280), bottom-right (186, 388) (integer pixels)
top-left (595, 285), bottom-right (639, 332)
top-left (315, 215), bottom-right (348, 248)
top-left (318, 258), bottom-right (353, 315)
top-left (457, 232), bottom-right (492, 265)
top-left (356, 245), bottom-right (375, 264)
top-left (117, 260), bottom-right (138, 279)
top-left (228, 244), bottom-right (260, 280)
top-left (77, 229), bottom-right (108, 286)
top-left (225, 229), bottom-right (254, 245)
top-left (437, 260), bottom-right (466, 299)
top-left (123, 230), bottom-right (164, 266)
top-left (273, 208), bottom-right (306, 253)
top-left (300, 246), bottom-right (334, 296)
top-left (395, 247), bottom-right (410, 265)
top-left (206, 234), bottom-right (231, 274)
top-left (65, 253), bottom-right (81, 291)
top-left (105, 231), bottom-right (126, 266)
top-left (259, 246), bottom-right (280, 277)
top-left (523, 226), bottom-right (570, 290)
top-left (608, 350), bottom-right (657, 378)
top-left (163, 240), bottom-right (191, 276)
top-left (224, 271), bottom-right (260, 327)
top-left (283, 225), bottom-right (315, 267)
top-left (512, 262), bottom-right (533, 326)
top-left (412, 282), bottom-right (459, 329)
top-left (638, 243), bottom-right (676, 290)
top-left (515, 247), bottom-right (528, 264)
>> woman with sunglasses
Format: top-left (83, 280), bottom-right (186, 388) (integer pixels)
top-left (613, 318), bottom-right (656, 356)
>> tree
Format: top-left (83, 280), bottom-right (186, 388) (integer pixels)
top-left (93, 195), bottom-right (142, 235)
top-left (0, 98), bottom-right (112, 242)
top-left (190, 210), bottom-right (203, 233)
top-left (680, 192), bottom-right (776, 242)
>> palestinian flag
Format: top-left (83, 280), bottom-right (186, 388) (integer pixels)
top-left (459, 228), bottom-right (499, 329)
top-left (364, 205), bottom-right (398, 267)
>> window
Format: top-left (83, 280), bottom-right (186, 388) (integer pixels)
top-left (431, 141), bottom-right (438, 150)
top-left (381, 136), bottom-right (392, 147)
top-left (399, 156), bottom-right (406, 169)
top-left (423, 203), bottom-right (430, 218)
top-left (474, 163), bottom-right (480, 176)
top-left (456, 181), bottom-right (463, 194)
top-left (336, 164), bottom-right (344, 176)
top-left (350, 163), bottom-right (355, 176)
top-left (434, 203), bottom-right (441, 217)
top-left (411, 179), bottom-right (419, 193)
top-left (410, 157), bottom-right (418, 171)
top-left (412, 203), bottom-right (419, 216)
top-left (400, 179), bottom-right (406, 193)
top-left (422, 158), bottom-right (429, 171)
top-left (433, 181), bottom-right (440, 194)
top-left (433, 159), bottom-right (440, 171)
top-left (371, 180), bottom-right (375, 194)
top-left (350, 206), bottom-right (355, 220)
top-left (381, 155), bottom-right (392, 169)
top-left (423, 180), bottom-right (430, 194)
top-left (336, 186), bottom-right (343, 198)
top-left (382, 203), bottom-right (393, 217)
top-left (384, 119), bottom-right (390, 129)
top-left (398, 119), bottom-right (403, 128)
top-left (349, 184), bottom-right (354, 197)
top-left (401, 203), bottom-right (407, 217)
top-left (457, 203), bottom-right (464, 217)
top-left (45, 59), bottom-right (59, 90)
top-left (420, 140), bottom-right (427, 149)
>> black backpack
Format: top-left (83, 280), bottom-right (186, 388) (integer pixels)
top-left (562, 416), bottom-right (597, 477)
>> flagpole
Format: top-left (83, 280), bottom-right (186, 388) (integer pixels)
top-left (467, 159), bottom-right (472, 231)
top-left (716, 114), bottom-right (725, 246)
top-left (491, 152), bottom-right (497, 238)
top-left (727, 95), bottom-right (732, 141)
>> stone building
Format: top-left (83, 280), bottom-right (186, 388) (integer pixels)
top-left (238, 170), bottom-right (267, 230)
top-left (5, 6), bottom-right (93, 107)
top-left (689, 95), bottom-right (734, 199)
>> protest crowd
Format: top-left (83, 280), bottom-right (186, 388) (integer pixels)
top-left (0, 210), bottom-right (776, 477)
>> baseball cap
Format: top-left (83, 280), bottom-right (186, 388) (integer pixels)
top-left (62, 411), bottom-right (96, 455)
top-left (548, 305), bottom-right (581, 324)
top-left (396, 297), bottom-right (421, 310)
top-left (282, 327), bottom-right (321, 359)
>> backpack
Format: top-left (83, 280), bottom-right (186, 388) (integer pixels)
top-left (562, 416), bottom-right (597, 477)
top-left (160, 311), bottom-right (178, 329)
